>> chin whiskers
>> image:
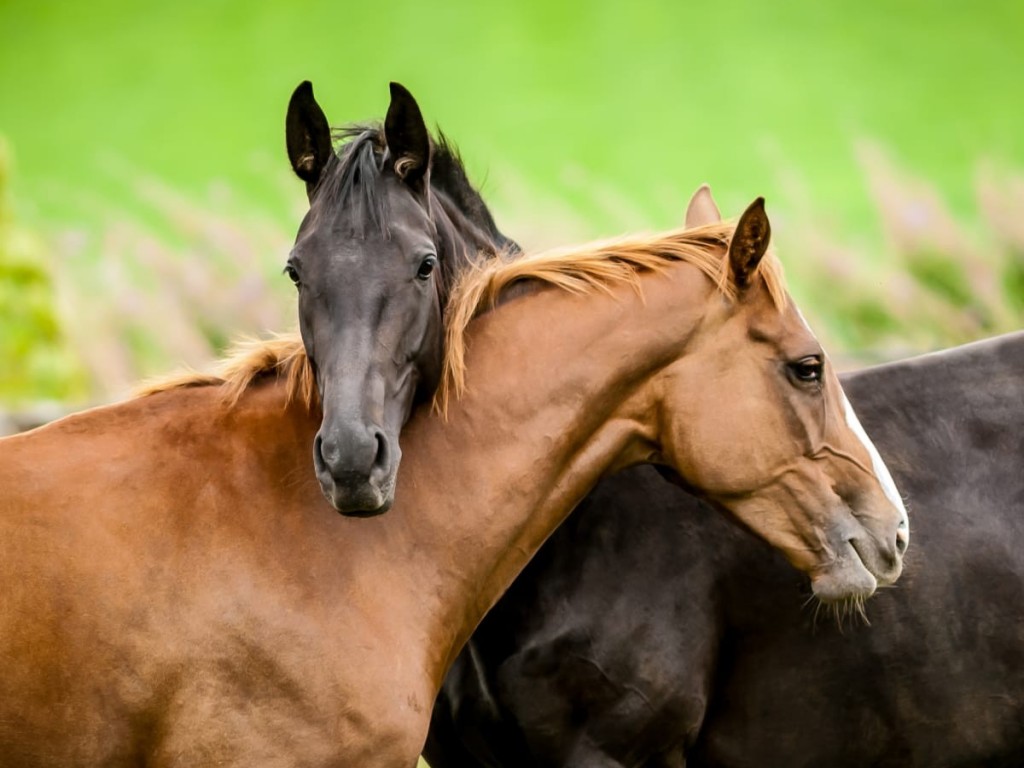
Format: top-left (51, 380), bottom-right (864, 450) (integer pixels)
top-left (829, 593), bottom-right (871, 631)
top-left (804, 591), bottom-right (872, 633)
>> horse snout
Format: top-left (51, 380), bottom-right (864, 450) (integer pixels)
top-left (313, 425), bottom-right (396, 516)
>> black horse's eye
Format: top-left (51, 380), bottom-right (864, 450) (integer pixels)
top-left (284, 264), bottom-right (301, 286)
top-left (417, 255), bottom-right (438, 281)
top-left (789, 356), bottom-right (824, 384)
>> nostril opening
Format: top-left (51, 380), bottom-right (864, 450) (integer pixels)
top-left (372, 431), bottom-right (389, 472)
top-left (315, 433), bottom-right (345, 474)
top-left (896, 531), bottom-right (909, 555)
top-left (313, 434), bottom-right (326, 468)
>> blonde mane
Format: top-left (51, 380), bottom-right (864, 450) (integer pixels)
top-left (134, 333), bottom-right (316, 409)
top-left (437, 221), bottom-right (787, 410)
top-left (136, 221), bottom-right (786, 415)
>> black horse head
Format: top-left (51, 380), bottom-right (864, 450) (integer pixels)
top-left (285, 81), bottom-right (516, 517)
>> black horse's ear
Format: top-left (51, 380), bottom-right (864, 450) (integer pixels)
top-left (728, 197), bottom-right (771, 288)
top-left (384, 82), bottom-right (431, 190)
top-left (286, 81), bottom-right (333, 197)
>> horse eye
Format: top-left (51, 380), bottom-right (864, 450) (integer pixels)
top-left (417, 255), bottom-right (438, 281)
top-left (789, 356), bottom-right (823, 384)
top-left (284, 264), bottom-right (301, 286)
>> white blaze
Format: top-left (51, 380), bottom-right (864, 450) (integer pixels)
top-left (841, 392), bottom-right (910, 532)
top-left (798, 305), bottom-right (908, 536)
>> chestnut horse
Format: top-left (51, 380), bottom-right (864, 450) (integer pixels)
top-left (284, 81), bottom-right (516, 515)
top-left (427, 331), bottom-right (1024, 768)
top-left (0, 201), bottom-right (906, 766)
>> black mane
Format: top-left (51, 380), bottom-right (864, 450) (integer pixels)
top-left (312, 125), bottom-right (389, 236)
top-left (312, 123), bottom-right (519, 258)
top-left (431, 132), bottom-right (519, 255)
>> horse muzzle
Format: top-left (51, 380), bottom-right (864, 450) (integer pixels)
top-left (810, 524), bottom-right (905, 604)
top-left (313, 426), bottom-right (399, 516)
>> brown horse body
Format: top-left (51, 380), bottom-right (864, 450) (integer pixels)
top-left (0, 218), bottom-right (905, 766)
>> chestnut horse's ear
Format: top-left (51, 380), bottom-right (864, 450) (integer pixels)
top-left (384, 82), bottom-right (431, 191)
top-left (286, 81), bottom-right (333, 197)
top-left (684, 183), bottom-right (722, 229)
top-left (729, 197), bottom-right (771, 288)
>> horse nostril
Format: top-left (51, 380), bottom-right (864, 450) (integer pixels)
top-left (895, 523), bottom-right (909, 556)
top-left (315, 432), bottom-right (342, 471)
top-left (313, 434), bottom-right (327, 469)
top-left (315, 425), bottom-right (389, 487)
top-left (371, 430), bottom-right (389, 474)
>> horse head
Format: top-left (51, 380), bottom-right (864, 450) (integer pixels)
top-left (285, 81), bottom-right (506, 516)
top-left (658, 189), bottom-right (909, 601)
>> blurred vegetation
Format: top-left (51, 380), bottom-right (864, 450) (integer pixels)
top-left (0, 139), bottom-right (87, 404)
top-left (1, 133), bottom-right (1019, 408)
top-left (0, 1), bottom-right (1022, 406)
top-left (784, 145), bottom-right (1024, 361)
top-left (38, 169), bottom-right (296, 400)
top-left (2, 1), bottom-right (1022, 234)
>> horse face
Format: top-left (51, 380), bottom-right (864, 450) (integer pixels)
top-left (658, 198), bottom-right (909, 603)
top-left (286, 82), bottom-right (443, 516)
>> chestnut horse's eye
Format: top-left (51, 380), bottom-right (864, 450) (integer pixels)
top-left (789, 356), bottom-right (823, 384)
top-left (284, 264), bottom-right (301, 286)
top-left (417, 255), bottom-right (438, 281)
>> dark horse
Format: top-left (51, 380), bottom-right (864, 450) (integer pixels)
top-left (426, 328), bottom-right (1024, 768)
top-left (285, 81), bottom-right (516, 515)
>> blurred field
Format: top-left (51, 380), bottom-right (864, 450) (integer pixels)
top-left (3, 1), bottom-right (1023, 230)
top-left (1, 0), bottom-right (1023, 407)
top-left (3, 135), bottom-right (1022, 411)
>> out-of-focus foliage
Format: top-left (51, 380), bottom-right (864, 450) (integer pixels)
top-left (1, 0), bottom-right (1022, 404)
top-left (787, 147), bottom-right (1024, 361)
top-left (46, 175), bottom-right (296, 399)
top-left (0, 139), bottom-right (87, 404)
top-left (5, 146), bottom-right (1014, 407)
top-left (1, 0), bottom-right (1021, 236)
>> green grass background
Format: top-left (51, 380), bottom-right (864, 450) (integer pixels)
top-left (3, 0), bottom-right (1022, 232)
top-left (1, 0), bottom-right (1023, 406)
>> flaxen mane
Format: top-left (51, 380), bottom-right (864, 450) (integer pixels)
top-left (438, 221), bottom-right (787, 410)
top-left (138, 221), bottom-right (786, 415)
top-left (135, 334), bottom-right (315, 409)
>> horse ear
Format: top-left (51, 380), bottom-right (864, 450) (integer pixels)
top-left (384, 82), bottom-right (431, 190)
top-left (684, 184), bottom-right (721, 228)
top-left (286, 81), bottom-right (333, 197)
top-left (728, 197), bottom-right (771, 288)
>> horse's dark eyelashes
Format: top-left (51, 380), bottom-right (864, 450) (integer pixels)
top-left (417, 254), bottom-right (438, 281)
top-left (284, 264), bottom-right (301, 287)
top-left (788, 355), bottom-right (824, 385)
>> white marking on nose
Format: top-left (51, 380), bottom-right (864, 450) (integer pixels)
top-left (841, 392), bottom-right (909, 532)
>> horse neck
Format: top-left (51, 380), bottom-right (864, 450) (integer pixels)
top-left (841, 330), bottom-right (1024, 489)
top-left (395, 263), bottom-right (713, 683)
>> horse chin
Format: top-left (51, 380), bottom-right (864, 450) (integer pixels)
top-left (319, 477), bottom-right (395, 517)
top-left (336, 497), bottom-right (394, 518)
top-left (809, 547), bottom-right (879, 604)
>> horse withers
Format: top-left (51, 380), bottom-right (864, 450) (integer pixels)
top-left (284, 81), bottom-right (516, 515)
top-left (0, 202), bottom-right (906, 766)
